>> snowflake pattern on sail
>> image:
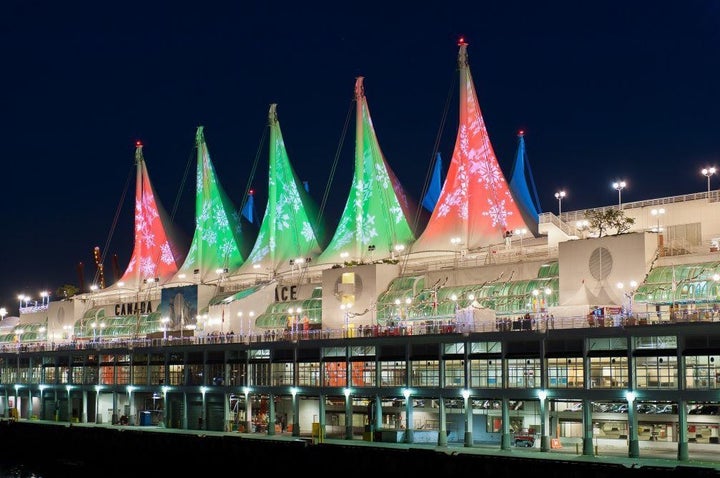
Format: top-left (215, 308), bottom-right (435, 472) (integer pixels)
top-left (239, 104), bottom-right (322, 275)
top-left (168, 126), bottom-right (246, 284)
top-left (411, 41), bottom-right (530, 253)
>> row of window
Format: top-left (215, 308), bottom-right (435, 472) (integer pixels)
top-left (2, 355), bottom-right (718, 390)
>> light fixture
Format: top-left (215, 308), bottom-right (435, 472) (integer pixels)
top-left (554, 190), bottom-right (566, 215)
top-left (702, 167), bottom-right (716, 198)
top-left (613, 180), bottom-right (626, 210)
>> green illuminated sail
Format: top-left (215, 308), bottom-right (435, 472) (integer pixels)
top-left (169, 126), bottom-right (248, 284)
top-left (239, 104), bottom-right (323, 277)
top-left (317, 76), bottom-right (416, 265)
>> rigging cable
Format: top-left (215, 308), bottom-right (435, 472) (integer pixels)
top-left (170, 141), bottom-right (197, 223)
top-left (238, 125), bottom-right (269, 260)
top-left (317, 98), bottom-right (354, 229)
top-left (93, 163), bottom-right (133, 288)
top-left (401, 69), bottom-right (456, 275)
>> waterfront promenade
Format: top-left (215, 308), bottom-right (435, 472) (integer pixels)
top-left (1, 419), bottom-right (718, 477)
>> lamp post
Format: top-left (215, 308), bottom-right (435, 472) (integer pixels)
top-left (161, 316), bottom-right (170, 340)
top-left (576, 220), bottom-right (589, 239)
top-left (650, 207), bottom-right (665, 233)
top-left (340, 303), bottom-right (352, 337)
top-left (613, 180), bottom-right (626, 210)
top-left (554, 190), bottom-right (566, 216)
top-left (514, 228), bottom-right (527, 252)
top-left (702, 167), bottom-right (716, 199)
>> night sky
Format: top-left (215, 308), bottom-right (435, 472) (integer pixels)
top-left (2, 1), bottom-right (719, 315)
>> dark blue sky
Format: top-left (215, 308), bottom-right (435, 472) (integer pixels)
top-left (1, 1), bottom-right (719, 315)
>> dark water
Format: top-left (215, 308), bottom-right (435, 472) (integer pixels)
top-left (0, 463), bottom-right (48, 478)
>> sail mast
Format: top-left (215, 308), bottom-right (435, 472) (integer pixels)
top-left (268, 105), bottom-right (279, 269)
top-left (354, 77), bottom-right (365, 261)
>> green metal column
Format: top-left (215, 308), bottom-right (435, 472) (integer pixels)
top-left (224, 391), bottom-right (231, 431)
top-left (501, 397), bottom-right (511, 450)
top-left (81, 390), bottom-right (88, 423)
top-left (374, 395), bottom-right (382, 434)
top-left (539, 394), bottom-right (549, 452)
top-left (67, 389), bottom-right (72, 423)
top-left (464, 392), bottom-right (473, 447)
top-left (182, 391), bottom-right (188, 430)
top-left (344, 390), bottom-right (353, 440)
top-left (437, 396), bottom-right (448, 446)
top-left (319, 394), bottom-right (326, 443)
top-left (245, 391), bottom-right (252, 433)
top-left (627, 396), bottom-right (639, 458)
top-left (582, 398), bottom-right (594, 455)
top-left (162, 390), bottom-right (168, 428)
top-left (677, 399), bottom-right (689, 461)
top-left (27, 389), bottom-right (33, 420)
top-left (268, 393), bottom-right (276, 435)
top-left (676, 339), bottom-right (689, 462)
top-left (112, 390), bottom-right (118, 424)
top-left (292, 391), bottom-right (300, 437)
top-left (405, 392), bottom-right (414, 443)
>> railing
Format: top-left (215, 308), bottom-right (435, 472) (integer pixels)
top-left (3, 310), bottom-right (714, 354)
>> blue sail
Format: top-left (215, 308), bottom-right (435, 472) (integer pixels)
top-left (422, 153), bottom-right (443, 213)
top-left (241, 190), bottom-right (255, 225)
top-left (508, 131), bottom-right (542, 231)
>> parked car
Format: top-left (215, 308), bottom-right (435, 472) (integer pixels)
top-left (689, 404), bottom-right (719, 415)
top-left (513, 434), bottom-right (535, 447)
top-left (636, 403), bottom-right (657, 414)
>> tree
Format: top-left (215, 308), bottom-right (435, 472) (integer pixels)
top-left (56, 284), bottom-right (79, 299)
top-left (585, 209), bottom-right (636, 237)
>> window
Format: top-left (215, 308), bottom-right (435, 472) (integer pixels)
top-left (469, 358), bottom-right (502, 388)
top-left (410, 360), bottom-right (439, 387)
top-left (380, 361), bottom-right (406, 387)
top-left (444, 359), bottom-right (464, 387)
top-left (507, 358), bottom-right (540, 388)
top-left (547, 357), bottom-right (583, 388)
top-left (589, 356), bottom-right (628, 388)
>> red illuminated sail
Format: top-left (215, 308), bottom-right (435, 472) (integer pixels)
top-left (412, 40), bottom-right (531, 254)
top-left (117, 142), bottom-right (184, 289)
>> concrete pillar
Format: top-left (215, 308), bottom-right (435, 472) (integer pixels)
top-left (437, 397), bottom-right (448, 447)
top-left (582, 398), bottom-right (594, 456)
top-left (501, 397), bottom-right (511, 450)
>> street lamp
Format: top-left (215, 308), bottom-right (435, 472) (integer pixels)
top-left (650, 208), bottom-right (665, 233)
top-left (554, 190), bottom-right (566, 216)
top-left (613, 180), bottom-right (626, 210)
top-left (702, 167), bottom-right (716, 199)
top-left (161, 316), bottom-right (170, 340)
top-left (340, 303), bottom-right (353, 337)
top-left (514, 228), bottom-right (527, 252)
top-left (450, 236), bottom-right (463, 267)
